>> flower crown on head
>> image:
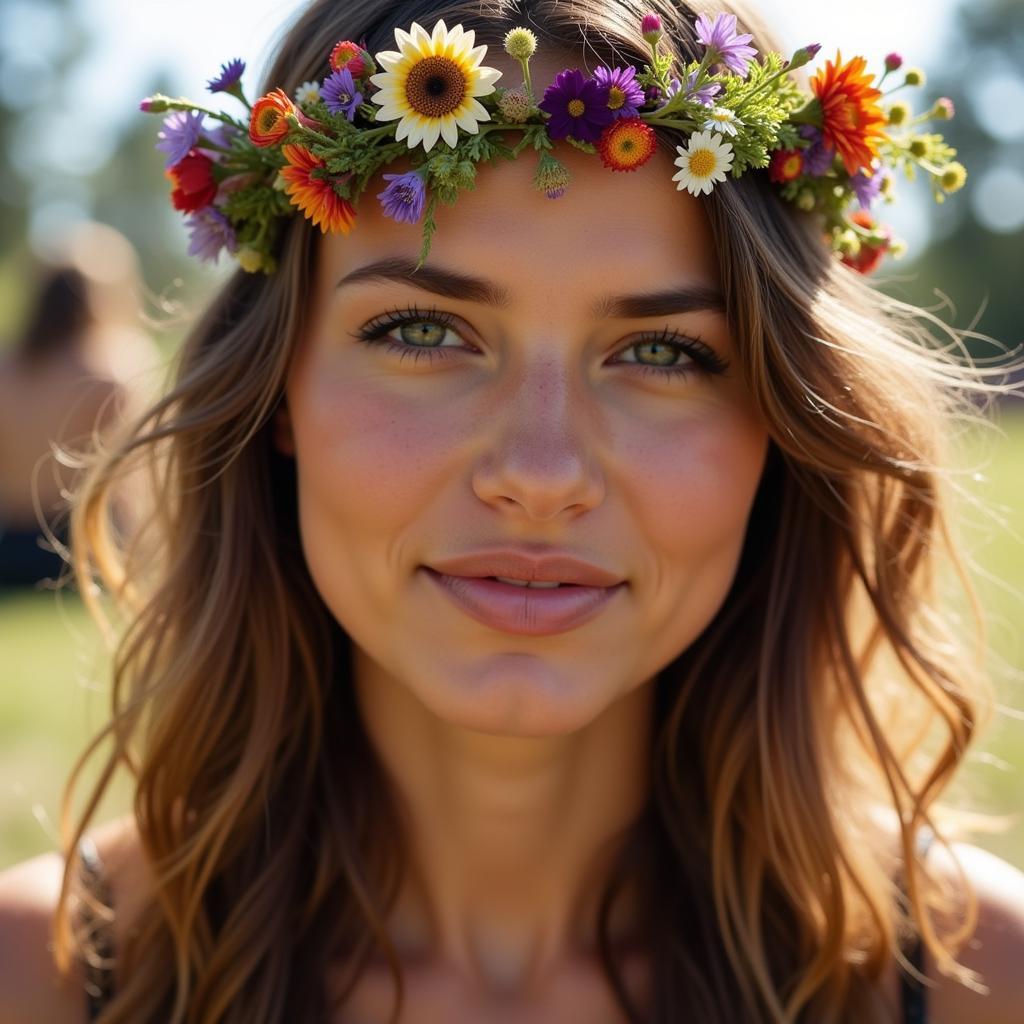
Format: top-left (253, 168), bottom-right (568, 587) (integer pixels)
top-left (140, 10), bottom-right (965, 277)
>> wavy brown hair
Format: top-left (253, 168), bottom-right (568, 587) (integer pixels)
top-left (48, 0), bottom-right (1022, 1021)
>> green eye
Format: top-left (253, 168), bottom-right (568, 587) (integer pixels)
top-left (352, 307), bottom-right (730, 379)
top-left (397, 321), bottom-right (449, 347)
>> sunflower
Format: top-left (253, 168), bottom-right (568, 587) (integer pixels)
top-left (368, 19), bottom-right (502, 153)
top-left (279, 144), bottom-right (356, 235)
top-left (810, 52), bottom-right (887, 176)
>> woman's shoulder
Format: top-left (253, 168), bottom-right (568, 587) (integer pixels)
top-left (869, 807), bottom-right (1024, 1024)
top-left (0, 813), bottom-right (147, 1024)
top-left (921, 839), bottom-right (1024, 1024)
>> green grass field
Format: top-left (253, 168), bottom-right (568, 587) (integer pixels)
top-left (2, 408), bottom-right (1022, 872)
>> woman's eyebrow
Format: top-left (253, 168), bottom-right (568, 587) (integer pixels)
top-left (335, 256), bottom-right (726, 318)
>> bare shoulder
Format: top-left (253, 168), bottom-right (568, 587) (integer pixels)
top-left (0, 814), bottom-right (147, 1024)
top-left (925, 841), bottom-right (1024, 1024)
top-left (0, 844), bottom-right (87, 1023)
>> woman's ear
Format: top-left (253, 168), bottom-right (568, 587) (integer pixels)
top-left (273, 400), bottom-right (296, 457)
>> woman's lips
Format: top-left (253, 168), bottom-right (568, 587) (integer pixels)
top-left (421, 567), bottom-right (625, 636)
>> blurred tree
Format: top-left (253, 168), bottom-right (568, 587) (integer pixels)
top-left (0, 1), bottom-right (217, 352)
top-left (0, 0), bottom-right (88, 338)
top-left (878, 0), bottom-right (1024, 371)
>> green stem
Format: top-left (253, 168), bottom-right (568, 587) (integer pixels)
top-left (688, 50), bottom-right (714, 95)
top-left (639, 115), bottom-right (701, 133)
top-left (165, 99), bottom-right (247, 128)
top-left (519, 57), bottom-right (535, 105)
top-left (294, 124), bottom-right (339, 148)
top-left (915, 158), bottom-right (946, 176)
top-left (733, 64), bottom-right (795, 109)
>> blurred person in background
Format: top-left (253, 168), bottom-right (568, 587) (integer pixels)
top-left (0, 222), bottom-right (160, 589)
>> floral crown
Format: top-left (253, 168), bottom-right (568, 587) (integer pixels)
top-left (140, 10), bottom-right (965, 277)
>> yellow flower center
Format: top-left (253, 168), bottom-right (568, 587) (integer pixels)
top-left (567, 98), bottom-right (586, 117)
top-left (607, 86), bottom-right (625, 110)
top-left (712, 110), bottom-right (731, 123)
top-left (689, 149), bottom-right (716, 177)
top-left (405, 56), bottom-right (468, 117)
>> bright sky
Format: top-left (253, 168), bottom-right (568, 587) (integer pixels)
top-left (4, 0), bottom-right (965, 254)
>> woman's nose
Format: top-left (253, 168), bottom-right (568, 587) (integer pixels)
top-left (470, 355), bottom-right (607, 521)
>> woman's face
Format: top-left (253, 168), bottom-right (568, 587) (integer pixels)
top-left (276, 126), bottom-right (770, 737)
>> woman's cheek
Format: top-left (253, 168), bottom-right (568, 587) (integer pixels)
top-left (292, 367), bottom-right (470, 523)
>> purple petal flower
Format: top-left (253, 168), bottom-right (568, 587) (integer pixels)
top-left (207, 58), bottom-right (246, 94)
top-left (685, 69), bottom-right (722, 107)
top-left (593, 65), bottom-right (645, 119)
top-left (538, 68), bottom-right (615, 143)
top-left (322, 67), bottom-right (362, 121)
top-left (196, 123), bottom-right (239, 162)
top-left (799, 124), bottom-right (835, 176)
top-left (851, 166), bottom-right (886, 210)
top-left (377, 171), bottom-right (426, 224)
top-left (155, 110), bottom-right (205, 169)
top-left (184, 206), bottom-right (238, 263)
top-left (694, 13), bottom-right (758, 77)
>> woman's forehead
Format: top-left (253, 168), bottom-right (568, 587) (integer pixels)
top-left (318, 140), bottom-right (722, 309)
top-left (317, 44), bottom-right (722, 301)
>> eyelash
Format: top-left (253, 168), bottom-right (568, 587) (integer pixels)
top-left (349, 305), bottom-right (730, 381)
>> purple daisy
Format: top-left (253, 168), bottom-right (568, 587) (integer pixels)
top-left (538, 68), bottom-right (615, 143)
top-left (799, 124), bottom-right (836, 176)
top-left (322, 67), bottom-right (362, 121)
top-left (377, 171), bottom-right (427, 224)
top-left (184, 206), bottom-right (238, 263)
top-left (207, 58), bottom-right (246, 94)
top-left (851, 166), bottom-right (886, 210)
top-left (694, 13), bottom-right (758, 77)
top-left (593, 66), bottom-right (645, 119)
top-left (155, 110), bottom-right (205, 169)
top-left (685, 69), bottom-right (722, 107)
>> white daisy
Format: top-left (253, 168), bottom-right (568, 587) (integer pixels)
top-left (701, 106), bottom-right (741, 137)
top-left (368, 19), bottom-right (502, 153)
top-left (672, 131), bottom-right (735, 196)
top-left (295, 81), bottom-right (322, 106)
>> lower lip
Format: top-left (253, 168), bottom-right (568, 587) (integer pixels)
top-left (422, 568), bottom-right (625, 636)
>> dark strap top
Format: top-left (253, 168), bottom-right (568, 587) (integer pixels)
top-left (75, 829), bottom-right (935, 1022)
top-left (76, 836), bottom-right (115, 1021)
top-left (899, 824), bottom-right (935, 1023)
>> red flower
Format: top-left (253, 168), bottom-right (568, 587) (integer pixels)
top-left (279, 144), bottom-right (357, 235)
top-left (250, 88), bottom-right (296, 147)
top-left (330, 40), bottom-right (368, 78)
top-left (841, 209), bottom-right (892, 275)
top-left (165, 150), bottom-right (217, 213)
top-left (768, 148), bottom-right (804, 184)
top-left (810, 52), bottom-right (887, 176)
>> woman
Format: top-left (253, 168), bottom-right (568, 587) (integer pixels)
top-left (1, 0), bottom-right (1022, 1021)
top-left (0, 224), bottom-right (160, 587)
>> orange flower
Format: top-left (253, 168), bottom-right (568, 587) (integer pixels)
top-left (810, 52), bottom-right (887, 176)
top-left (596, 118), bottom-right (657, 172)
top-left (279, 144), bottom-right (356, 235)
top-left (250, 88), bottom-right (296, 147)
